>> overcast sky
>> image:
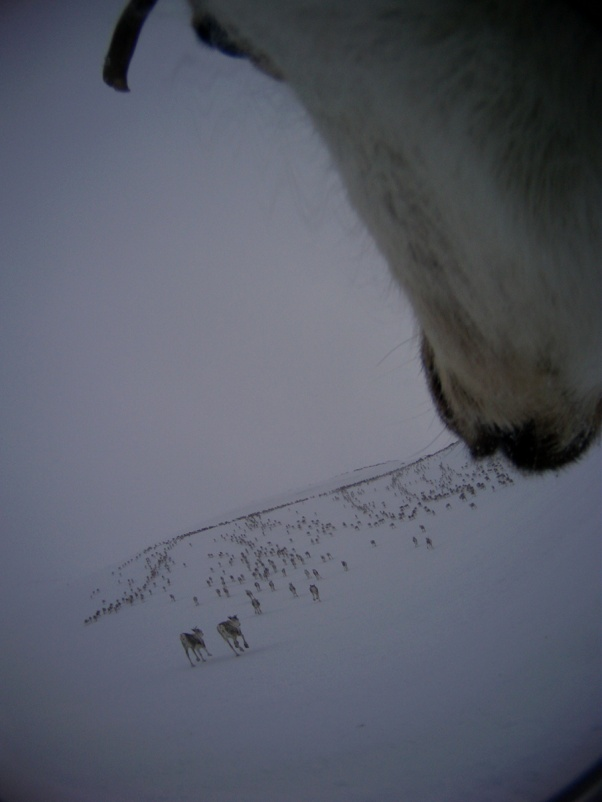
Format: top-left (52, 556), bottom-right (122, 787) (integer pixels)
top-left (1, 0), bottom-right (456, 590)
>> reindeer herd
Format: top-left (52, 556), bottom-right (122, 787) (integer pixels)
top-left (179, 578), bottom-right (323, 666)
top-left (84, 487), bottom-right (441, 660)
top-left (85, 448), bottom-right (508, 671)
top-left (177, 532), bottom-right (437, 666)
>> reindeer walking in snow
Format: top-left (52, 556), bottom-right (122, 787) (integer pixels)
top-left (251, 597), bottom-right (262, 614)
top-left (309, 584), bottom-right (320, 602)
top-left (217, 615), bottom-right (249, 656)
top-left (180, 627), bottom-right (212, 667)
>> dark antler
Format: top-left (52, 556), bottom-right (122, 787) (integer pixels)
top-left (103, 0), bottom-right (159, 91)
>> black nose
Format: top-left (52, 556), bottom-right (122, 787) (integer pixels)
top-left (472, 421), bottom-right (594, 472)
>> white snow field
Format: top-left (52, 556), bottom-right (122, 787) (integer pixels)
top-left (1, 442), bottom-right (600, 802)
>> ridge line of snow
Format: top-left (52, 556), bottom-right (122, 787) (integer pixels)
top-left (171, 442), bottom-right (462, 541)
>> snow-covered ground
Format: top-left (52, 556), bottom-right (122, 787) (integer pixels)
top-left (1, 442), bottom-right (600, 802)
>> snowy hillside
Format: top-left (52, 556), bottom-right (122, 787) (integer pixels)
top-left (2, 442), bottom-right (600, 802)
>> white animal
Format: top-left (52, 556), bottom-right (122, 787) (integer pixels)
top-left (104, 0), bottom-right (602, 472)
top-left (180, 627), bottom-right (212, 667)
top-left (217, 615), bottom-right (249, 655)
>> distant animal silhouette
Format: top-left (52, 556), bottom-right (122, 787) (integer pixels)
top-left (217, 615), bottom-right (249, 656)
top-left (180, 627), bottom-right (212, 667)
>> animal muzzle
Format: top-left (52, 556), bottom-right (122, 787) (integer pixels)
top-left (420, 337), bottom-right (601, 472)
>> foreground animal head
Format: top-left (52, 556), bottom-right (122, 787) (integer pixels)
top-left (104, 0), bottom-right (602, 472)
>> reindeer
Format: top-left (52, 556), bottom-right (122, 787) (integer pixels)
top-left (288, 582), bottom-right (298, 598)
top-left (309, 584), bottom-right (320, 602)
top-left (251, 597), bottom-right (262, 614)
top-left (180, 627), bottom-right (212, 666)
top-left (103, 1), bottom-right (602, 473)
top-left (217, 615), bottom-right (249, 656)
top-left (426, 537), bottom-right (434, 550)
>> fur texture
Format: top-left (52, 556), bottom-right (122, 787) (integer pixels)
top-left (105, 1), bottom-right (602, 471)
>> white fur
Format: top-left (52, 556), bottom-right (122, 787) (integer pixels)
top-left (104, 1), bottom-right (602, 470)
top-left (185, 0), bottom-right (601, 470)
